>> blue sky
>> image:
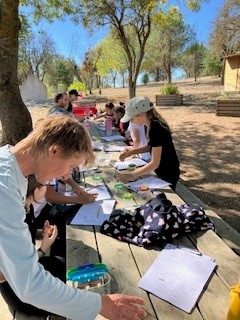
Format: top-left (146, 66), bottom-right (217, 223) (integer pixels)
top-left (23, 0), bottom-right (224, 64)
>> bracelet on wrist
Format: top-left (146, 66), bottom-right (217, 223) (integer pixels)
top-left (37, 248), bottom-right (46, 256)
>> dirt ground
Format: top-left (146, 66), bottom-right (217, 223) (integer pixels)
top-left (28, 76), bottom-right (240, 233)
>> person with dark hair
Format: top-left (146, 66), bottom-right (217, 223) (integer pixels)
top-left (118, 96), bottom-right (180, 190)
top-left (94, 102), bottom-right (115, 121)
top-left (48, 92), bottom-right (70, 116)
top-left (0, 115), bottom-right (146, 320)
top-left (113, 106), bottom-right (129, 135)
top-left (67, 89), bottom-right (80, 113)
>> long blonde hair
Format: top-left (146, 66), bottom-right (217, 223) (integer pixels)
top-left (18, 115), bottom-right (95, 167)
top-left (146, 107), bottom-right (171, 133)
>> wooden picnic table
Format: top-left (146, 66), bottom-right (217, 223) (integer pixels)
top-left (66, 121), bottom-right (240, 320)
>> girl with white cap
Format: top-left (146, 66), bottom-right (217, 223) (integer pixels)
top-left (118, 96), bottom-right (180, 190)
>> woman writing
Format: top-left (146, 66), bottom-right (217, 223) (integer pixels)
top-left (118, 96), bottom-right (180, 190)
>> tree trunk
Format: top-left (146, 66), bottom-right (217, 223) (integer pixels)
top-left (155, 67), bottom-right (160, 82)
top-left (0, 0), bottom-right (32, 146)
top-left (128, 80), bottom-right (136, 98)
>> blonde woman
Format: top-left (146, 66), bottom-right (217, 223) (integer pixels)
top-left (118, 97), bottom-right (180, 190)
top-left (0, 115), bottom-right (146, 320)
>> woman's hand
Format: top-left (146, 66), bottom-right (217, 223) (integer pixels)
top-left (117, 173), bottom-right (135, 183)
top-left (100, 294), bottom-right (147, 320)
top-left (119, 150), bottom-right (132, 162)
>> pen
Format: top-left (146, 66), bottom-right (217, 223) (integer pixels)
top-left (179, 246), bottom-right (202, 256)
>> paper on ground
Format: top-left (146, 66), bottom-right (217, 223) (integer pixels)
top-left (138, 243), bottom-right (216, 313)
top-left (126, 176), bottom-right (170, 191)
top-left (101, 135), bottom-right (126, 142)
top-left (85, 185), bottom-right (112, 201)
top-left (70, 199), bottom-right (115, 226)
top-left (114, 158), bottom-right (147, 170)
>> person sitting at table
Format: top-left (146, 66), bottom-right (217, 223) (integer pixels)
top-left (94, 102), bottom-right (115, 121)
top-left (113, 106), bottom-right (129, 135)
top-left (48, 92), bottom-right (70, 116)
top-left (125, 122), bottom-right (151, 162)
top-left (117, 96), bottom-right (180, 190)
top-left (0, 175), bottom-right (65, 317)
top-left (67, 89), bottom-right (80, 113)
top-left (0, 115), bottom-right (147, 320)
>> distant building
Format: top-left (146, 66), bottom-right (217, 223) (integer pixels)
top-left (20, 74), bottom-right (47, 101)
top-left (224, 52), bottom-right (240, 92)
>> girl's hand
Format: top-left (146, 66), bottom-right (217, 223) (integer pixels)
top-left (119, 150), bottom-right (132, 162)
top-left (41, 224), bottom-right (58, 253)
top-left (76, 193), bottom-right (98, 204)
top-left (71, 185), bottom-right (88, 196)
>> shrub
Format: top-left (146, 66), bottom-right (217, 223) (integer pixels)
top-left (159, 83), bottom-right (179, 95)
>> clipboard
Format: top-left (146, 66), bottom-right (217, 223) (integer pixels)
top-left (138, 243), bottom-right (216, 313)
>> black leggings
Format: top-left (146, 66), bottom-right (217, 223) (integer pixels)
top-left (0, 256), bottom-right (65, 317)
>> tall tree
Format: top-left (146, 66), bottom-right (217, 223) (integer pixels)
top-left (181, 43), bottom-right (206, 80)
top-left (143, 7), bottom-right (192, 83)
top-left (210, 0), bottom-right (240, 57)
top-left (0, 0), bottom-right (32, 145)
top-left (95, 35), bottom-right (127, 88)
top-left (19, 30), bottom-right (56, 82)
top-left (78, 0), bottom-right (154, 98)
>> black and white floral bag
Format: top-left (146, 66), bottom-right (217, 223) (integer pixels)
top-left (100, 193), bottom-right (215, 247)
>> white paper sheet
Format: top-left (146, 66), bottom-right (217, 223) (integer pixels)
top-left (138, 244), bottom-right (216, 313)
top-left (114, 158), bottom-right (147, 170)
top-left (70, 199), bottom-right (116, 226)
top-left (85, 185), bottom-right (112, 201)
top-left (79, 165), bottom-right (97, 172)
top-left (101, 135), bottom-right (126, 142)
top-left (104, 144), bottom-right (126, 152)
top-left (126, 176), bottom-right (171, 191)
top-left (92, 141), bottom-right (104, 151)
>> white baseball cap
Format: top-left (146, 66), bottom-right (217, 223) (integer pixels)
top-left (121, 96), bottom-right (153, 123)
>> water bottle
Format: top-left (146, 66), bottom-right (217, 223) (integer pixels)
top-left (105, 116), bottom-right (112, 136)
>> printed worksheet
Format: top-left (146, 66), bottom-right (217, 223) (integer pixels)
top-left (101, 135), bottom-right (126, 142)
top-left (70, 199), bottom-right (116, 226)
top-left (138, 244), bottom-right (216, 313)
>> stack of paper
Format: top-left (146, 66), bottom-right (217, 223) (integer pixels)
top-left (138, 244), bottom-right (216, 313)
top-left (70, 199), bottom-right (116, 226)
top-left (101, 135), bottom-right (126, 142)
top-left (92, 141), bottom-right (104, 151)
top-left (114, 158), bottom-right (147, 170)
top-left (104, 144), bottom-right (125, 152)
top-left (126, 176), bottom-right (170, 191)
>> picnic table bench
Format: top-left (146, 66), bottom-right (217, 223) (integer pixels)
top-left (66, 121), bottom-right (240, 320)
